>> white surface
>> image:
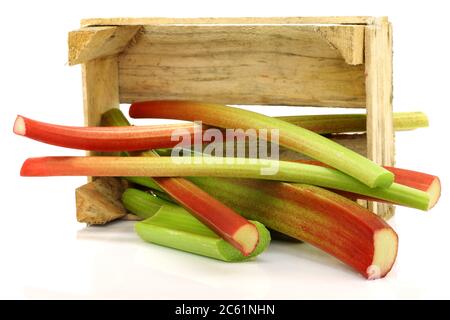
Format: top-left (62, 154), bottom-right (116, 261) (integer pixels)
top-left (1, 0), bottom-right (449, 299)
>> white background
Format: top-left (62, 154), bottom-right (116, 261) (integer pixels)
top-left (1, 0), bottom-right (449, 299)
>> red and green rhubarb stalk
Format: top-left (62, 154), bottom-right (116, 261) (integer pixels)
top-left (294, 160), bottom-right (441, 209)
top-left (129, 101), bottom-right (394, 188)
top-left (191, 178), bottom-right (398, 279)
top-left (385, 166), bottom-right (440, 208)
top-left (122, 188), bottom-right (270, 261)
top-left (13, 114), bottom-right (201, 152)
top-left (20, 156), bottom-right (432, 210)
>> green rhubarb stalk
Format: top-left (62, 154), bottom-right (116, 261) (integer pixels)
top-left (101, 108), bottom-right (131, 127)
top-left (122, 188), bottom-right (271, 262)
top-left (126, 177), bottom-right (163, 192)
top-left (129, 101), bottom-right (394, 188)
top-left (122, 188), bottom-right (170, 218)
top-left (275, 112), bottom-right (429, 134)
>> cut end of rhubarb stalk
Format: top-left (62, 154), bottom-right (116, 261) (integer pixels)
top-left (368, 228), bottom-right (398, 280)
top-left (428, 177), bottom-right (441, 209)
top-left (374, 170), bottom-right (395, 189)
top-left (13, 115), bottom-right (26, 136)
top-left (232, 223), bottom-right (259, 256)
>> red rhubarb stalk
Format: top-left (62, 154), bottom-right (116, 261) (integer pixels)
top-left (153, 176), bottom-right (259, 256)
top-left (13, 115), bottom-right (201, 152)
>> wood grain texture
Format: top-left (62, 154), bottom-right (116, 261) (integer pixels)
top-left (316, 26), bottom-right (364, 65)
top-left (81, 16), bottom-right (375, 27)
top-left (68, 26), bottom-right (141, 65)
top-left (82, 56), bottom-right (120, 157)
top-left (118, 25), bottom-right (366, 107)
top-left (76, 177), bottom-right (127, 225)
top-left (365, 18), bottom-right (395, 219)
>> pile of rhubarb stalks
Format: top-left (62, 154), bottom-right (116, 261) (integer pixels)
top-left (14, 101), bottom-right (440, 280)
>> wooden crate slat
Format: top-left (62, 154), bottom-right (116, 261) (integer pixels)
top-left (69, 26), bottom-right (141, 65)
top-left (118, 25), bottom-right (366, 107)
top-left (81, 16), bottom-right (375, 27)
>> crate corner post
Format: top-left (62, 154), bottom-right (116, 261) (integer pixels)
top-left (68, 25), bottom-right (141, 144)
top-left (365, 17), bottom-right (395, 219)
top-left (68, 25), bottom-right (140, 180)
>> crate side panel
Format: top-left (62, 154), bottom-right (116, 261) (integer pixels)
top-left (118, 25), bottom-right (366, 107)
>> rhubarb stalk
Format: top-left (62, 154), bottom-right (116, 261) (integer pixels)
top-left (13, 115), bottom-right (200, 152)
top-left (21, 156), bottom-right (431, 210)
top-left (384, 166), bottom-right (441, 208)
top-left (190, 178), bottom-right (398, 279)
top-left (275, 112), bottom-right (429, 134)
top-left (295, 160), bottom-right (441, 209)
top-left (102, 108), bottom-right (429, 134)
top-left (129, 101), bottom-right (393, 188)
top-left (123, 188), bottom-right (270, 262)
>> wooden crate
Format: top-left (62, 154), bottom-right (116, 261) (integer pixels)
top-left (68, 16), bottom-right (394, 219)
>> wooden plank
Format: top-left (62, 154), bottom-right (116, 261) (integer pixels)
top-left (68, 26), bottom-right (141, 65)
top-left (82, 56), bottom-right (120, 157)
top-left (81, 16), bottom-right (374, 27)
top-left (76, 177), bottom-right (128, 225)
top-left (316, 26), bottom-right (364, 65)
top-left (118, 25), bottom-right (366, 107)
top-left (365, 18), bottom-right (395, 219)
